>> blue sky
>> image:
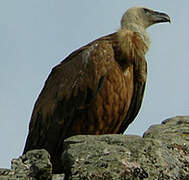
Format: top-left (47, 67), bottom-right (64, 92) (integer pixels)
top-left (1, 1), bottom-right (189, 168)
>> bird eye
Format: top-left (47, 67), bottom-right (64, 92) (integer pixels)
top-left (143, 8), bottom-right (151, 14)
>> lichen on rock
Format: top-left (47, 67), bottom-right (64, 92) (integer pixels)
top-left (1, 116), bottom-right (189, 179)
top-left (62, 116), bottom-right (189, 179)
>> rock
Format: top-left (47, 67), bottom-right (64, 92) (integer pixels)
top-left (1, 116), bottom-right (189, 179)
top-left (62, 116), bottom-right (189, 179)
top-left (0, 149), bottom-right (53, 180)
top-left (52, 174), bottom-right (65, 180)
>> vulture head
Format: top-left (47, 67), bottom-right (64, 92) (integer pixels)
top-left (120, 7), bottom-right (170, 52)
top-left (121, 7), bottom-right (171, 29)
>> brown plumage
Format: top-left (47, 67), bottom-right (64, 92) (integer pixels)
top-left (23, 7), bottom-right (170, 172)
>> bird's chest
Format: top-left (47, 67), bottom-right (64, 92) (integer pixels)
top-left (90, 64), bottom-right (134, 133)
top-left (69, 63), bottom-right (134, 135)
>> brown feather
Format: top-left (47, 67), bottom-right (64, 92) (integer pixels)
top-left (23, 29), bottom-right (147, 172)
top-left (23, 5), bottom-right (171, 172)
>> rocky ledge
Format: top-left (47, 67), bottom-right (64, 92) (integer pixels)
top-left (1, 116), bottom-right (189, 180)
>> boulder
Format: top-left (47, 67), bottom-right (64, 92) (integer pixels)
top-left (62, 116), bottom-right (189, 179)
top-left (0, 149), bottom-right (65, 180)
top-left (1, 116), bottom-right (189, 179)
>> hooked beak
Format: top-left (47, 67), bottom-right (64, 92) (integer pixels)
top-left (152, 11), bottom-right (171, 23)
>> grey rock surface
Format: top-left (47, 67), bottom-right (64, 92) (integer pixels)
top-left (1, 116), bottom-right (189, 179)
top-left (62, 116), bottom-right (189, 179)
top-left (0, 149), bottom-right (54, 180)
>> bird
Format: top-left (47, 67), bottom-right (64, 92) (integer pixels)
top-left (23, 7), bottom-right (170, 172)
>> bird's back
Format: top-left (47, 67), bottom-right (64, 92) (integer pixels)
top-left (23, 31), bottom-right (146, 173)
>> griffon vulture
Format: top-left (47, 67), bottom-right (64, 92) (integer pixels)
top-left (23, 7), bottom-right (170, 172)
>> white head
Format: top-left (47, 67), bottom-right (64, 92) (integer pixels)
top-left (120, 7), bottom-right (170, 51)
top-left (121, 7), bottom-right (170, 30)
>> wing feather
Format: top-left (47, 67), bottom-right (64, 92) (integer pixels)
top-left (118, 54), bottom-right (147, 133)
top-left (23, 32), bottom-right (147, 173)
top-left (23, 39), bottom-right (117, 156)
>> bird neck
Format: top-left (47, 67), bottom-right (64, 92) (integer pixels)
top-left (116, 25), bottom-right (150, 58)
top-left (125, 23), bottom-right (151, 52)
top-left (113, 27), bottom-right (149, 72)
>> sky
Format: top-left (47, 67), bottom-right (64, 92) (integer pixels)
top-left (1, 1), bottom-right (189, 168)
